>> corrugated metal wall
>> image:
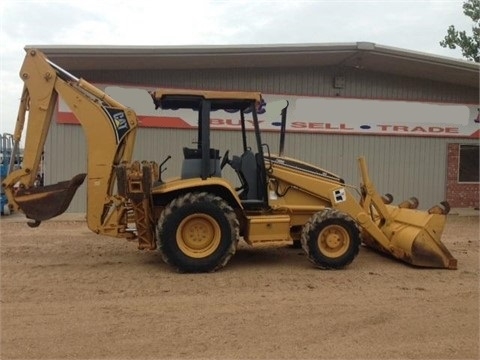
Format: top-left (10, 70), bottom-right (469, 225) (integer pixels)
top-left (45, 66), bottom-right (479, 212)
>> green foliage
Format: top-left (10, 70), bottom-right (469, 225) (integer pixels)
top-left (440, 0), bottom-right (480, 62)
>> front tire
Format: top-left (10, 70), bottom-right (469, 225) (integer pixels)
top-left (156, 192), bottom-right (239, 273)
top-left (301, 209), bottom-right (360, 269)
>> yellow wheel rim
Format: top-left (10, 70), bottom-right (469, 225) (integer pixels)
top-left (176, 214), bottom-right (221, 258)
top-left (317, 224), bottom-right (350, 258)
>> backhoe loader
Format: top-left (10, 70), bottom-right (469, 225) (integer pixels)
top-left (2, 49), bottom-right (457, 272)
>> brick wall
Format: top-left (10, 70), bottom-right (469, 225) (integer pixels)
top-left (446, 143), bottom-right (480, 208)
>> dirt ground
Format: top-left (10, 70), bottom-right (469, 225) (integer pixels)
top-left (0, 214), bottom-right (478, 360)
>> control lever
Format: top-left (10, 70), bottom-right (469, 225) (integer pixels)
top-left (158, 155), bottom-right (171, 182)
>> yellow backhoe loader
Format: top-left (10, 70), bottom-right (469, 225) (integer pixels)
top-left (2, 49), bottom-right (457, 272)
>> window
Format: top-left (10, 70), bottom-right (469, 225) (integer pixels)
top-left (459, 144), bottom-right (479, 183)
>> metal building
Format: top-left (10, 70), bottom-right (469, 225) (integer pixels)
top-left (33, 42), bottom-right (479, 213)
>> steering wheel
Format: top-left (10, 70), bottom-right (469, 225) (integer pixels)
top-left (221, 150), bottom-right (230, 169)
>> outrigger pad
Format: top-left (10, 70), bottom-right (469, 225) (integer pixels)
top-left (14, 173), bottom-right (86, 222)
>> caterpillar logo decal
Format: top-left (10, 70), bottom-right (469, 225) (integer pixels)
top-left (103, 107), bottom-right (130, 143)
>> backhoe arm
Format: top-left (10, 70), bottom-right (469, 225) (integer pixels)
top-left (3, 49), bottom-right (138, 237)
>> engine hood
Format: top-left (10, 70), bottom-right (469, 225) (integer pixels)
top-left (266, 155), bottom-right (344, 184)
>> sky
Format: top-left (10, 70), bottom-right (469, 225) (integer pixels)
top-left (0, 0), bottom-right (476, 134)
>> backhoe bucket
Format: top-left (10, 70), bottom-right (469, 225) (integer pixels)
top-left (14, 173), bottom-right (86, 225)
top-left (362, 206), bottom-right (457, 269)
top-left (358, 157), bottom-right (457, 269)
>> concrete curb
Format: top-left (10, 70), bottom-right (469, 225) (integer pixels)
top-left (448, 208), bottom-right (480, 217)
top-left (0, 212), bottom-right (87, 223)
top-left (1, 208), bottom-right (479, 224)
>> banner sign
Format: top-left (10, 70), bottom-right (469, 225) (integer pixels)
top-left (58, 84), bottom-right (479, 138)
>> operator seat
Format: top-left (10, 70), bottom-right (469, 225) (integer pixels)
top-left (230, 149), bottom-right (261, 201)
top-left (239, 150), bottom-right (258, 200)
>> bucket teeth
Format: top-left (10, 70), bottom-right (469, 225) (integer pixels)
top-left (428, 201), bottom-right (450, 215)
top-left (398, 197), bottom-right (419, 209)
top-left (382, 193), bottom-right (394, 204)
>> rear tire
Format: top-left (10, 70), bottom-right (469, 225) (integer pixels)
top-left (301, 208), bottom-right (360, 269)
top-left (156, 192), bottom-right (239, 273)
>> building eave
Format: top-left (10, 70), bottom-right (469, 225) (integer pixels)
top-left (26, 42), bottom-right (480, 88)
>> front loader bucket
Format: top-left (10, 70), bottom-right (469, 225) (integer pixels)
top-left (362, 206), bottom-right (457, 269)
top-left (357, 157), bottom-right (457, 269)
top-left (14, 173), bottom-right (86, 225)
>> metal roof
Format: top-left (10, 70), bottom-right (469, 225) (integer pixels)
top-left (28, 42), bottom-right (479, 88)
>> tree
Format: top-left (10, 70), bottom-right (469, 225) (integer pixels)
top-left (440, 0), bottom-right (480, 62)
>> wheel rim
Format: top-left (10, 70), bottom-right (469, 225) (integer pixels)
top-left (176, 214), bottom-right (221, 258)
top-left (317, 224), bottom-right (350, 258)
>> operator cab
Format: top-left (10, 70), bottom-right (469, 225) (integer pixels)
top-left (150, 89), bottom-right (268, 209)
